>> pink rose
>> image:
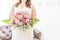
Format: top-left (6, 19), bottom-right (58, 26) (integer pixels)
top-left (16, 12), bottom-right (22, 15)
top-left (10, 19), bottom-right (15, 25)
top-left (24, 14), bottom-right (30, 19)
top-left (24, 19), bottom-right (29, 25)
top-left (18, 15), bottom-right (22, 21)
top-left (15, 19), bottom-right (20, 24)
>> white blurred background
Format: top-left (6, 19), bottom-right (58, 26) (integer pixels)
top-left (0, 0), bottom-right (60, 40)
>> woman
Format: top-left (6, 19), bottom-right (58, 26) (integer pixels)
top-left (9, 0), bottom-right (36, 40)
top-left (9, 0), bottom-right (36, 19)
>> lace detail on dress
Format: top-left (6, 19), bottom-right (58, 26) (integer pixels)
top-left (14, 4), bottom-right (32, 17)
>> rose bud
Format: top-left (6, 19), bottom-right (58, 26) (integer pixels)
top-left (10, 19), bottom-right (15, 25)
top-left (24, 19), bottom-right (29, 25)
top-left (24, 14), bottom-right (30, 19)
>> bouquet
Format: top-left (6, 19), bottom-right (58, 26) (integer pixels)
top-left (1, 11), bottom-right (39, 31)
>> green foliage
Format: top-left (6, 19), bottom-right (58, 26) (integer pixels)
top-left (30, 18), bottom-right (40, 27)
top-left (1, 18), bottom-right (40, 28)
top-left (1, 19), bottom-right (10, 24)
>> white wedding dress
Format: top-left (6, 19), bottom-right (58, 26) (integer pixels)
top-left (12, 3), bottom-right (33, 40)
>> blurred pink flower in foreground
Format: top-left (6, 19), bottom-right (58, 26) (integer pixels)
top-left (24, 19), bottom-right (29, 25)
top-left (10, 19), bottom-right (15, 25)
top-left (24, 14), bottom-right (30, 19)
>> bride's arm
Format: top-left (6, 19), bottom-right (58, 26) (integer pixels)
top-left (31, 5), bottom-right (36, 18)
top-left (9, 5), bottom-right (15, 19)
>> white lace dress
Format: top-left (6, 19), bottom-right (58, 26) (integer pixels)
top-left (12, 3), bottom-right (33, 40)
